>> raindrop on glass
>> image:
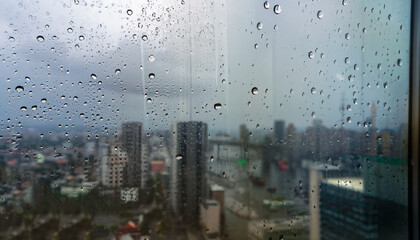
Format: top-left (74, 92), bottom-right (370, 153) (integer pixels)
top-left (257, 22), bottom-right (263, 30)
top-left (36, 35), bottom-right (45, 42)
top-left (127, 9), bottom-right (133, 16)
top-left (345, 33), bottom-right (350, 40)
top-left (251, 87), bottom-right (259, 95)
top-left (148, 55), bottom-right (156, 62)
top-left (273, 5), bottom-right (281, 14)
top-left (214, 103), bottom-right (222, 110)
top-left (317, 10), bottom-right (324, 19)
top-left (263, 1), bottom-right (270, 9)
top-left (308, 51), bottom-right (314, 59)
top-left (149, 73), bottom-right (155, 79)
top-left (345, 57), bottom-right (350, 64)
top-left (91, 74), bottom-right (97, 79)
top-left (15, 86), bottom-right (24, 92)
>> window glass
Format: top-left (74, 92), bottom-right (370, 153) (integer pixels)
top-left (0, 0), bottom-right (410, 239)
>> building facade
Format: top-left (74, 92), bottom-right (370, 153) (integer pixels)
top-left (170, 121), bottom-right (208, 224)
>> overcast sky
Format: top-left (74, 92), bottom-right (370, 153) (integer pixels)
top-left (0, 0), bottom-right (411, 138)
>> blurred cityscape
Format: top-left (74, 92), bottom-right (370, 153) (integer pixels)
top-left (0, 103), bottom-right (409, 240)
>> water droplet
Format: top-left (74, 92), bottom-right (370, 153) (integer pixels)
top-left (257, 22), bottom-right (263, 30)
top-left (176, 154), bottom-right (183, 160)
top-left (31, 105), bottom-right (37, 110)
top-left (148, 73), bottom-right (155, 79)
top-left (354, 64), bottom-right (359, 70)
top-left (41, 98), bottom-right (47, 103)
top-left (383, 82), bottom-right (388, 88)
top-left (342, 0), bottom-right (349, 6)
top-left (317, 10), bottom-right (324, 19)
top-left (254, 43), bottom-right (259, 49)
top-left (347, 105), bottom-right (352, 111)
top-left (142, 35), bottom-right (148, 41)
top-left (20, 106), bottom-right (27, 111)
top-left (311, 87), bottom-right (316, 95)
top-left (308, 51), bottom-right (314, 59)
top-left (377, 63), bottom-right (381, 69)
top-left (397, 59), bottom-right (402, 66)
top-left (15, 86), bottom-right (24, 92)
top-left (127, 9), bottom-right (133, 16)
top-left (214, 103), bottom-right (222, 110)
top-left (36, 35), bottom-right (45, 42)
top-left (311, 111), bottom-right (316, 118)
top-left (80, 113), bottom-right (85, 117)
top-left (67, 28), bottom-right (73, 33)
top-left (115, 69), bottom-right (121, 74)
top-left (345, 33), bottom-right (350, 40)
top-left (251, 87), bottom-right (259, 95)
top-left (9, 36), bottom-right (15, 42)
top-left (344, 57), bottom-right (350, 64)
top-left (263, 1), bottom-right (270, 9)
top-left (388, 14), bottom-right (392, 21)
top-left (347, 117), bottom-right (351, 123)
top-left (273, 5), bottom-right (281, 14)
top-left (146, 98), bottom-right (152, 103)
top-left (91, 74), bottom-right (97, 79)
top-left (148, 55), bottom-right (156, 62)
top-left (79, 35), bottom-right (85, 41)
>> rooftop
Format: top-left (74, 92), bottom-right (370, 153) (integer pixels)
top-left (323, 177), bottom-right (364, 192)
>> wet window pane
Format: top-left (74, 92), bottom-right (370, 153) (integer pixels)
top-left (0, 0), bottom-right (410, 240)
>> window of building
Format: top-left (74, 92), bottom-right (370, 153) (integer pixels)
top-left (0, 0), bottom-right (416, 240)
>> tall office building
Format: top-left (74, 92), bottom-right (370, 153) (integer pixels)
top-left (317, 156), bottom-right (408, 240)
top-left (320, 178), bottom-right (378, 240)
top-left (170, 121), bottom-right (208, 224)
top-left (274, 120), bottom-right (285, 145)
top-left (121, 122), bottom-right (143, 187)
top-left (107, 143), bottom-right (128, 188)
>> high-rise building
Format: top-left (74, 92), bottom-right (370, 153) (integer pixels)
top-left (285, 123), bottom-right (298, 162)
top-left (308, 163), bottom-right (341, 240)
top-left (107, 143), bottom-right (128, 188)
top-left (317, 156), bottom-right (409, 240)
top-left (121, 122), bottom-right (142, 187)
top-left (274, 120), bottom-right (285, 145)
top-left (320, 178), bottom-right (378, 240)
top-left (170, 121), bottom-right (208, 224)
